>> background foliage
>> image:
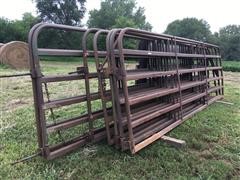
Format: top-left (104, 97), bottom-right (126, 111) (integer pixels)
top-left (35, 0), bottom-right (86, 26)
top-left (164, 18), bottom-right (212, 42)
top-left (87, 0), bottom-right (152, 30)
top-left (0, 13), bottom-right (40, 43)
top-left (165, 18), bottom-right (240, 61)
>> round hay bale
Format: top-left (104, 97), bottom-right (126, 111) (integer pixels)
top-left (0, 41), bottom-right (30, 69)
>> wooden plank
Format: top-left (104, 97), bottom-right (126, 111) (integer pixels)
top-left (161, 135), bottom-right (186, 148)
top-left (216, 100), bottom-right (234, 105)
top-left (133, 104), bottom-right (208, 153)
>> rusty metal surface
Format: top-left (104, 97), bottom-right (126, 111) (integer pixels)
top-left (107, 28), bottom-right (223, 153)
top-left (28, 23), bottom-right (110, 159)
top-left (28, 23), bottom-right (223, 159)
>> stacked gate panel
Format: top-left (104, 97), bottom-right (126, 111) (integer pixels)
top-left (29, 24), bottom-right (223, 159)
top-left (105, 28), bottom-right (223, 153)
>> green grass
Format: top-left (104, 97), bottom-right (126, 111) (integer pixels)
top-left (0, 61), bottom-right (240, 179)
top-left (223, 60), bottom-right (240, 72)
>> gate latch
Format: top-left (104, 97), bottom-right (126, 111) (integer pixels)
top-left (68, 66), bottom-right (88, 75)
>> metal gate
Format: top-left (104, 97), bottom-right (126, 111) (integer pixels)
top-left (28, 24), bottom-right (223, 159)
top-left (105, 28), bottom-right (223, 153)
top-left (28, 24), bottom-right (113, 159)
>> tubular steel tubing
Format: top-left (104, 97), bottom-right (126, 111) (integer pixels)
top-left (112, 27), bottom-right (223, 153)
top-left (37, 48), bottom-right (221, 59)
top-left (0, 73), bottom-right (31, 79)
top-left (82, 28), bottom-right (100, 139)
top-left (203, 43), bottom-right (209, 104)
top-left (93, 29), bottom-right (113, 144)
top-left (28, 23), bottom-right (223, 158)
top-left (29, 23), bottom-right (85, 158)
top-left (116, 29), bottom-right (136, 152)
top-left (28, 23), bottom-right (45, 154)
top-left (174, 37), bottom-right (183, 121)
top-left (29, 23), bottom-right (106, 159)
top-left (109, 29), bottom-right (129, 147)
top-left (118, 27), bottom-right (219, 48)
top-left (105, 29), bottom-right (121, 146)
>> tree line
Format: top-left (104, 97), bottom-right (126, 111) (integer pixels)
top-left (0, 0), bottom-right (239, 60)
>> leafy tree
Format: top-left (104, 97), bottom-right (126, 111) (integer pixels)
top-left (0, 13), bottom-right (40, 43)
top-left (35, 0), bottom-right (86, 26)
top-left (218, 25), bottom-right (240, 60)
top-left (87, 0), bottom-right (152, 30)
top-left (14, 13), bottom-right (41, 41)
top-left (0, 18), bottom-right (21, 43)
top-left (164, 18), bottom-right (212, 42)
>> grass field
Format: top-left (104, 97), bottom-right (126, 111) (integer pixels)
top-left (0, 61), bottom-right (240, 179)
top-left (223, 60), bottom-right (240, 72)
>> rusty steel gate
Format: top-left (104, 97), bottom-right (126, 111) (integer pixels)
top-left (28, 23), bottom-right (223, 159)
